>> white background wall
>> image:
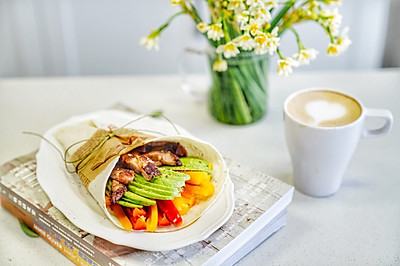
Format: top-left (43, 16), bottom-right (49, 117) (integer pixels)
top-left (0, 0), bottom-right (394, 77)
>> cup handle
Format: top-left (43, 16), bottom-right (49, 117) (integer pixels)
top-left (177, 47), bottom-right (208, 102)
top-left (362, 108), bottom-right (393, 138)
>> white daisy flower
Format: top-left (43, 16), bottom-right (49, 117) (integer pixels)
top-left (265, 36), bottom-right (280, 55)
top-left (254, 32), bottom-right (267, 43)
top-left (293, 48), bottom-right (319, 65)
top-left (264, 28), bottom-right (280, 55)
top-left (251, 7), bottom-right (272, 24)
top-left (140, 31), bottom-right (160, 51)
top-left (248, 21), bottom-right (262, 36)
top-left (254, 31), bottom-right (280, 55)
top-left (327, 43), bottom-right (340, 56)
top-left (216, 42), bottom-right (240, 58)
top-left (320, 8), bottom-right (342, 36)
top-left (264, 0), bottom-right (278, 10)
top-left (234, 33), bottom-right (256, 51)
top-left (213, 59), bottom-right (228, 72)
top-left (228, 0), bottom-right (245, 11)
top-left (246, 0), bottom-right (265, 8)
top-left (327, 27), bottom-right (350, 56)
top-left (277, 57), bottom-right (299, 76)
top-left (197, 22), bottom-right (209, 34)
top-left (336, 27), bottom-right (351, 53)
top-left (207, 23), bottom-right (225, 41)
top-left (236, 11), bottom-right (250, 28)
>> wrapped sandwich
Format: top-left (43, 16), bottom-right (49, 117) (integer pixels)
top-left (54, 120), bottom-right (228, 232)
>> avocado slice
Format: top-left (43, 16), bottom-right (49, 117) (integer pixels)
top-left (123, 191), bottom-right (156, 206)
top-left (129, 182), bottom-right (180, 198)
top-left (128, 185), bottom-right (176, 200)
top-left (133, 174), bottom-right (182, 192)
top-left (117, 200), bottom-right (143, 209)
top-left (160, 157), bottom-right (212, 174)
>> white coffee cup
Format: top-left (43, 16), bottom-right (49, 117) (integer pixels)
top-left (284, 88), bottom-right (393, 197)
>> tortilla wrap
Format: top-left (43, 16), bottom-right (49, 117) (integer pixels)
top-left (54, 121), bottom-right (228, 232)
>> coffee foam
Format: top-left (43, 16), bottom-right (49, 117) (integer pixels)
top-left (287, 90), bottom-right (362, 127)
top-left (305, 100), bottom-right (347, 126)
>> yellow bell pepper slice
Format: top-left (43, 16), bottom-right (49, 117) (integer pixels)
top-left (146, 204), bottom-right (158, 232)
top-left (184, 180), bottom-right (215, 200)
top-left (172, 197), bottom-right (190, 215)
top-left (181, 191), bottom-right (196, 207)
top-left (184, 171), bottom-right (210, 185)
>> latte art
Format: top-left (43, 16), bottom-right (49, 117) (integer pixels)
top-left (305, 100), bottom-right (347, 126)
top-left (287, 90), bottom-right (362, 127)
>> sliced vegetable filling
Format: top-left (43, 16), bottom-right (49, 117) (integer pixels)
top-left (105, 141), bottom-right (215, 231)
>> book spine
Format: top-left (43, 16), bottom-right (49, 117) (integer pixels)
top-left (0, 182), bottom-right (120, 266)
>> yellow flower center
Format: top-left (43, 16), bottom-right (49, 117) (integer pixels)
top-left (254, 34), bottom-right (267, 45)
top-left (225, 43), bottom-right (236, 52)
top-left (327, 44), bottom-right (339, 55)
top-left (249, 23), bottom-right (260, 35)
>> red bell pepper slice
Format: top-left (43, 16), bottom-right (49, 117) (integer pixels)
top-left (157, 200), bottom-right (182, 226)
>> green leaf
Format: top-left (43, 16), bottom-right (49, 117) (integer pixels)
top-left (19, 220), bottom-right (38, 237)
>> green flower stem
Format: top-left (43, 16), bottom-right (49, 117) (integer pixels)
top-left (325, 24), bottom-right (336, 43)
top-left (247, 56), bottom-right (268, 92)
top-left (209, 71), bottom-right (226, 122)
top-left (228, 69), bottom-right (253, 124)
top-left (207, 0), bottom-right (219, 23)
top-left (181, 2), bottom-right (202, 24)
top-left (234, 68), bottom-right (266, 119)
top-left (208, 52), bottom-right (269, 125)
top-left (270, 0), bottom-right (297, 31)
top-left (277, 48), bottom-right (284, 59)
top-left (289, 27), bottom-right (305, 50)
top-left (158, 11), bottom-right (186, 32)
top-left (222, 16), bottom-right (231, 42)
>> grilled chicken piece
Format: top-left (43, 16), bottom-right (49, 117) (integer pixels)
top-left (110, 180), bottom-right (127, 204)
top-left (119, 153), bottom-right (161, 180)
top-left (133, 141), bottom-right (187, 157)
top-left (143, 151), bottom-right (182, 166)
top-left (109, 167), bottom-right (135, 184)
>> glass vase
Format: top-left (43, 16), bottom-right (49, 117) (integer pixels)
top-left (208, 52), bottom-right (269, 125)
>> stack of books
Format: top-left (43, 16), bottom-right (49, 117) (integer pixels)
top-left (1, 151), bottom-right (293, 265)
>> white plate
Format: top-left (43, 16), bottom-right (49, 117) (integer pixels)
top-left (36, 110), bottom-right (234, 251)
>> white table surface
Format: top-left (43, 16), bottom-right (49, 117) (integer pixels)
top-left (1, 69), bottom-right (399, 265)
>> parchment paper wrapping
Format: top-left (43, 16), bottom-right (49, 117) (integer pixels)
top-left (55, 121), bottom-right (228, 232)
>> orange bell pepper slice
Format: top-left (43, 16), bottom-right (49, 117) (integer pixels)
top-left (132, 207), bottom-right (146, 218)
top-left (133, 216), bottom-right (147, 230)
top-left (110, 204), bottom-right (132, 231)
top-left (158, 213), bottom-right (171, 226)
top-left (181, 191), bottom-right (196, 207)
